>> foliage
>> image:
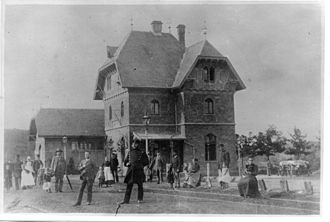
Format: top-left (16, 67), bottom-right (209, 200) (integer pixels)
top-left (236, 126), bottom-right (286, 159)
top-left (254, 126), bottom-right (287, 160)
top-left (285, 127), bottom-right (312, 159)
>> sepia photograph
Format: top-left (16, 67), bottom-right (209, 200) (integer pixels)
top-left (0, 0), bottom-right (326, 220)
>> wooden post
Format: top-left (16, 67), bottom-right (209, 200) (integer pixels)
top-left (304, 181), bottom-right (313, 195)
top-left (280, 179), bottom-right (289, 192)
top-left (207, 163), bottom-right (212, 187)
top-left (258, 179), bottom-right (267, 192)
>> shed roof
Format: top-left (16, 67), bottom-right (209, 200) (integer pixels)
top-left (30, 108), bottom-right (105, 137)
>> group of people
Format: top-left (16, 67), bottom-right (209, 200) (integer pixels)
top-left (4, 154), bottom-right (46, 191)
top-left (5, 139), bottom-right (263, 208)
top-left (3, 148), bottom-right (67, 192)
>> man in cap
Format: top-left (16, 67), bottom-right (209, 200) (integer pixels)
top-left (120, 139), bottom-right (149, 204)
top-left (51, 148), bottom-right (67, 192)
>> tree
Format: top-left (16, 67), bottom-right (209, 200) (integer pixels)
top-left (285, 127), bottom-right (311, 159)
top-left (236, 132), bottom-right (258, 158)
top-left (254, 126), bottom-right (287, 160)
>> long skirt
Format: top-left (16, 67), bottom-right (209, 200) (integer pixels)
top-left (237, 175), bottom-right (260, 198)
top-left (21, 170), bottom-right (35, 187)
top-left (184, 171), bottom-right (201, 188)
top-left (104, 167), bottom-right (114, 185)
top-left (218, 168), bottom-right (232, 183)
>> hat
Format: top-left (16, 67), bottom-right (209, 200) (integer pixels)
top-left (56, 148), bottom-right (63, 153)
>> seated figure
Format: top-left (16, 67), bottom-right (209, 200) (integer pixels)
top-left (237, 157), bottom-right (261, 198)
top-left (217, 163), bottom-right (232, 189)
top-left (183, 158), bottom-right (201, 188)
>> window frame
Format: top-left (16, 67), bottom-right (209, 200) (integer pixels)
top-left (151, 99), bottom-right (160, 115)
top-left (109, 105), bottom-right (112, 120)
top-left (205, 134), bottom-right (217, 161)
top-left (205, 98), bottom-right (214, 114)
top-left (121, 101), bottom-right (124, 117)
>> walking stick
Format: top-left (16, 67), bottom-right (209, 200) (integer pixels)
top-left (66, 174), bottom-right (73, 191)
top-left (115, 203), bottom-right (121, 216)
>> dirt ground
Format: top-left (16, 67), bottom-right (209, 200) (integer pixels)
top-left (3, 174), bottom-right (320, 215)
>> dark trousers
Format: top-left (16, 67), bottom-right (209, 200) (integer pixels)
top-left (124, 182), bottom-right (143, 203)
top-left (156, 169), bottom-right (163, 183)
top-left (14, 177), bottom-right (21, 190)
top-left (55, 175), bottom-right (64, 192)
top-left (111, 169), bottom-right (119, 183)
top-left (76, 179), bottom-right (94, 204)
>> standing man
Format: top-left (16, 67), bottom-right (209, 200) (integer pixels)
top-left (73, 151), bottom-right (97, 206)
top-left (219, 144), bottom-right (230, 171)
top-left (51, 148), bottom-right (66, 192)
top-left (33, 154), bottom-right (43, 185)
top-left (13, 154), bottom-right (23, 190)
top-left (171, 151), bottom-right (181, 188)
top-left (110, 153), bottom-right (119, 183)
top-left (120, 139), bottom-right (149, 204)
top-left (154, 152), bottom-right (164, 184)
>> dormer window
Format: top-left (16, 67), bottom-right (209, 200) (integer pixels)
top-left (209, 67), bottom-right (215, 83)
top-left (151, 99), bottom-right (160, 115)
top-left (202, 66), bottom-right (209, 82)
top-left (106, 75), bottom-right (111, 91)
top-left (202, 66), bottom-right (215, 83)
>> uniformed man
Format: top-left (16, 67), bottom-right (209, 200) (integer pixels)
top-left (120, 139), bottom-right (149, 204)
top-left (73, 151), bottom-right (97, 206)
top-left (51, 148), bottom-right (66, 192)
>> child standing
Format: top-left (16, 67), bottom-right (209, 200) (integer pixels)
top-left (43, 167), bottom-right (54, 193)
top-left (96, 166), bottom-right (105, 188)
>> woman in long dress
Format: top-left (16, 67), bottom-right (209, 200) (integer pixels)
top-left (21, 156), bottom-right (35, 189)
top-left (183, 158), bottom-right (201, 188)
top-left (218, 163), bottom-right (232, 189)
top-left (237, 157), bottom-right (261, 198)
top-left (103, 156), bottom-right (114, 187)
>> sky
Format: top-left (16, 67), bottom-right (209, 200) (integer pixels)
top-left (3, 3), bottom-right (322, 140)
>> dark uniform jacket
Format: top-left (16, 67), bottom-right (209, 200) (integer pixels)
top-left (33, 160), bottom-right (43, 174)
top-left (109, 157), bottom-right (119, 171)
top-left (78, 159), bottom-right (97, 181)
top-left (220, 151), bottom-right (230, 168)
top-left (51, 156), bottom-right (67, 176)
top-left (124, 148), bottom-right (149, 184)
top-left (13, 160), bottom-right (23, 178)
top-left (171, 155), bottom-right (181, 172)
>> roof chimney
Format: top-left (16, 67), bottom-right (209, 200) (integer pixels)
top-left (151, 21), bottom-right (163, 35)
top-left (176, 24), bottom-right (185, 47)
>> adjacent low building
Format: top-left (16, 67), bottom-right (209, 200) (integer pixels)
top-left (94, 21), bottom-right (246, 176)
top-left (29, 108), bottom-right (105, 168)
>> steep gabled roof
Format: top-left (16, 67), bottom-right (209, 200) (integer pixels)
top-left (173, 40), bottom-right (224, 88)
top-left (30, 108), bottom-right (105, 137)
top-left (116, 31), bottom-right (184, 88)
top-left (172, 40), bottom-right (246, 90)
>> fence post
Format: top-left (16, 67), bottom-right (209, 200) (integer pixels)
top-left (207, 163), bottom-right (212, 187)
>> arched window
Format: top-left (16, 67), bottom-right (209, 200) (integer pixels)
top-left (205, 98), bottom-right (214, 114)
top-left (109, 105), bottom-right (112, 120)
top-left (151, 100), bottom-right (160, 115)
top-left (203, 66), bottom-right (209, 82)
top-left (209, 67), bottom-right (215, 82)
top-left (205, 134), bottom-right (217, 161)
top-left (121, 101), bottom-right (124, 117)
